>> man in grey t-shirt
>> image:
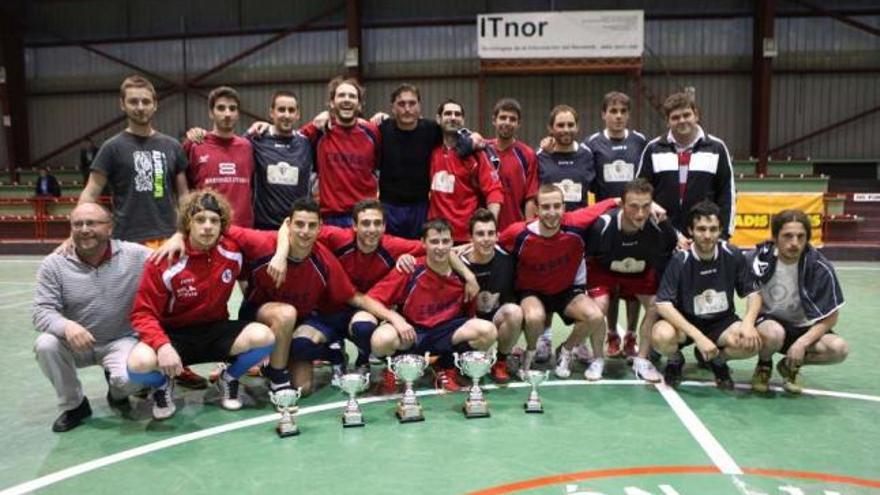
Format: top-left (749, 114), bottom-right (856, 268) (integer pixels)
top-left (79, 75), bottom-right (189, 244)
top-left (33, 204), bottom-right (150, 432)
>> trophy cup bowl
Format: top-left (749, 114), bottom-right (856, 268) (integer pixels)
top-left (454, 350), bottom-right (496, 418)
top-left (270, 387), bottom-right (303, 437)
top-left (336, 372), bottom-right (370, 427)
top-left (521, 369), bottom-right (550, 414)
top-left (388, 353), bottom-right (429, 423)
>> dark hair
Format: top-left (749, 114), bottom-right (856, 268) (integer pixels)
top-left (352, 199), bottom-right (385, 223)
top-left (602, 91), bottom-right (631, 112)
top-left (328, 76), bottom-right (364, 102)
top-left (208, 86), bottom-right (240, 109)
top-left (119, 74), bottom-right (157, 101)
top-left (271, 90), bottom-right (299, 109)
top-left (492, 98), bottom-right (522, 120)
top-left (537, 183), bottom-right (565, 199)
top-left (469, 208), bottom-right (497, 235)
top-left (622, 178), bottom-right (654, 201)
top-left (289, 197), bottom-right (321, 218)
top-left (771, 209), bottom-right (812, 241)
top-left (391, 83), bottom-right (420, 104)
top-left (663, 92), bottom-right (698, 119)
top-left (421, 218), bottom-right (452, 238)
top-left (548, 104), bottom-right (578, 127)
top-left (687, 200), bottom-right (721, 229)
top-left (436, 99), bottom-right (464, 118)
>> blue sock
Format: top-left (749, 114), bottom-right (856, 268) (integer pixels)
top-left (350, 321), bottom-right (377, 355)
top-left (227, 344), bottom-right (273, 379)
top-left (290, 337), bottom-right (323, 362)
top-left (128, 369), bottom-right (167, 388)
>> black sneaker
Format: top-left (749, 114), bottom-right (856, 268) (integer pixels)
top-left (664, 352), bottom-right (684, 388)
top-left (104, 369), bottom-right (131, 410)
top-left (709, 358), bottom-right (734, 390)
top-left (52, 397), bottom-right (92, 432)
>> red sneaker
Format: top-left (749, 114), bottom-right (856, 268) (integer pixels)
top-left (433, 367), bottom-right (463, 393)
top-left (490, 359), bottom-right (511, 384)
top-left (176, 367), bottom-right (208, 389)
top-left (606, 333), bottom-right (622, 358)
top-left (380, 368), bottom-right (399, 395)
top-left (623, 333), bottom-right (638, 359)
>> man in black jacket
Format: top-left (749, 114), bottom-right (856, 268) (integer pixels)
top-left (637, 93), bottom-right (736, 247)
top-left (748, 209), bottom-right (848, 394)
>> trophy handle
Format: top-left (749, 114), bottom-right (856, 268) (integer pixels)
top-left (488, 348), bottom-right (498, 366)
top-left (453, 352), bottom-right (461, 369)
top-left (386, 356), bottom-right (394, 371)
top-left (422, 352), bottom-right (431, 370)
top-left (361, 373), bottom-right (371, 388)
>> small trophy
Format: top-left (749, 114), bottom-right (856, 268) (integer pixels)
top-left (336, 372), bottom-right (370, 428)
top-left (270, 387), bottom-right (302, 437)
top-left (521, 369), bottom-right (550, 414)
top-left (454, 350), bottom-right (496, 419)
top-left (388, 353), bottom-right (429, 423)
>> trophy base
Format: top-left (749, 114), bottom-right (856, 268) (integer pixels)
top-left (342, 413), bottom-right (365, 428)
top-left (396, 406), bottom-right (425, 423)
top-left (463, 402), bottom-right (490, 419)
top-left (276, 424), bottom-right (300, 438)
top-left (524, 402), bottom-right (544, 414)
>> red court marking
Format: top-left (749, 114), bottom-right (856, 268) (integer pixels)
top-left (467, 465), bottom-right (880, 495)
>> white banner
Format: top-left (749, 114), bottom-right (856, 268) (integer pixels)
top-left (477, 11), bottom-right (644, 59)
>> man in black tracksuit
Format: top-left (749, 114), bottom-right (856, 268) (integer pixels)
top-left (636, 93), bottom-right (736, 247)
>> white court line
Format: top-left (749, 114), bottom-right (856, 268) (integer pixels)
top-left (0, 289), bottom-right (34, 299)
top-left (2, 379), bottom-right (878, 495)
top-left (0, 282), bottom-right (35, 286)
top-left (655, 383), bottom-right (743, 475)
top-left (0, 299), bottom-right (32, 311)
top-left (0, 259), bottom-right (42, 263)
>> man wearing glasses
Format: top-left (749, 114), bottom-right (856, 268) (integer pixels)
top-left (33, 203), bottom-right (152, 432)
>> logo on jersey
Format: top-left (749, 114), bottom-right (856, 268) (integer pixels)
top-left (603, 160), bottom-right (634, 182)
top-left (221, 268), bottom-right (233, 284)
top-left (554, 179), bottom-right (582, 203)
top-left (476, 291), bottom-right (501, 314)
top-left (693, 289), bottom-right (728, 316)
top-left (218, 162), bottom-right (237, 175)
top-left (267, 162), bottom-right (299, 186)
top-left (431, 171), bottom-right (456, 193)
top-left (198, 154), bottom-right (210, 164)
top-left (610, 257), bottom-right (645, 274)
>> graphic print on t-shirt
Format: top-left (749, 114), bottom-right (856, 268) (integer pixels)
top-left (133, 150), bottom-right (166, 196)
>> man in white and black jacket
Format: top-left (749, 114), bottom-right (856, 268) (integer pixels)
top-left (747, 209), bottom-right (848, 394)
top-left (636, 92), bottom-right (736, 247)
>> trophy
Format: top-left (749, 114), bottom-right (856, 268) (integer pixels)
top-left (454, 350), bottom-right (496, 418)
top-left (521, 369), bottom-right (550, 414)
top-left (270, 387), bottom-right (302, 437)
top-left (388, 353), bottom-right (430, 423)
top-left (336, 372), bottom-right (370, 428)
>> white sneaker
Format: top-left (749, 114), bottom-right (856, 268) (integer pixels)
top-left (573, 342), bottom-right (592, 365)
top-left (632, 357), bottom-right (662, 383)
top-left (217, 372), bottom-right (243, 411)
top-left (554, 345), bottom-right (572, 378)
top-left (151, 381), bottom-right (176, 420)
top-left (584, 358), bottom-right (605, 381)
top-left (535, 333), bottom-right (553, 363)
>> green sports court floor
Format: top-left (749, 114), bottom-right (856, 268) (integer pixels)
top-left (1, 256), bottom-right (878, 495)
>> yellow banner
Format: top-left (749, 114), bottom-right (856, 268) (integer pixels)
top-left (732, 193), bottom-right (823, 248)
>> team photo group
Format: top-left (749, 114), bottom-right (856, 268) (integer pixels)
top-left (32, 73), bottom-right (849, 434)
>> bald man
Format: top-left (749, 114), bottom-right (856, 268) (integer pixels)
top-left (33, 203), bottom-right (152, 432)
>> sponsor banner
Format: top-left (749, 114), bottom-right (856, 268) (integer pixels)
top-left (732, 193), bottom-right (824, 247)
top-left (477, 11), bottom-right (643, 59)
top-left (853, 193), bottom-right (880, 202)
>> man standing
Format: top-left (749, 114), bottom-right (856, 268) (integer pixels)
top-left (184, 86), bottom-right (254, 227)
top-left (586, 92), bottom-right (648, 358)
top-left (34, 166), bottom-right (62, 197)
top-left (637, 92), bottom-right (736, 244)
top-left (651, 201), bottom-right (761, 388)
top-left (537, 105), bottom-right (596, 211)
top-left (78, 75), bottom-right (206, 389)
top-left (300, 77), bottom-right (380, 227)
top-left (33, 203), bottom-right (149, 431)
top-left (485, 98), bottom-right (539, 232)
top-left (427, 99), bottom-right (503, 243)
top-left (499, 185), bottom-right (618, 379)
top-left (586, 179), bottom-right (676, 382)
top-left (749, 209), bottom-right (848, 394)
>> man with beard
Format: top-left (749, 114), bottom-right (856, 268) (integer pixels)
top-left (184, 86), bottom-right (254, 227)
top-left (537, 105), bottom-right (597, 211)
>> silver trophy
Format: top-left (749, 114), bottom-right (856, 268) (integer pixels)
top-left (521, 369), bottom-right (550, 414)
top-left (336, 372), bottom-right (370, 428)
top-left (454, 350), bottom-right (496, 418)
top-left (388, 353), bottom-right (430, 423)
top-left (269, 387), bottom-right (302, 437)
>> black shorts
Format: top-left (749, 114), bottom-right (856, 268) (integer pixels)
top-left (167, 320), bottom-right (249, 365)
top-left (412, 317), bottom-right (468, 355)
top-left (519, 286), bottom-right (586, 325)
top-left (756, 314), bottom-right (832, 354)
top-left (678, 314), bottom-right (741, 347)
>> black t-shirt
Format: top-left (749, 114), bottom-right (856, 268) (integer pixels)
top-left (586, 208), bottom-right (677, 276)
top-left (249, 131), bottom-right (315, 229)
top-left (463, 247), bottom-right (516, 321)
top-left (585, 130), bottom-right (647, 201)
top-left (378, 119), bottom-right (443, 204)
top-left (537, 144), bottom-right (596, 210)
top-left (656, 241), bottom-right (757, 326)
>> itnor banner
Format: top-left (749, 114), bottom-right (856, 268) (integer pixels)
top-left (477, 10), bottom-right (644, 59)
